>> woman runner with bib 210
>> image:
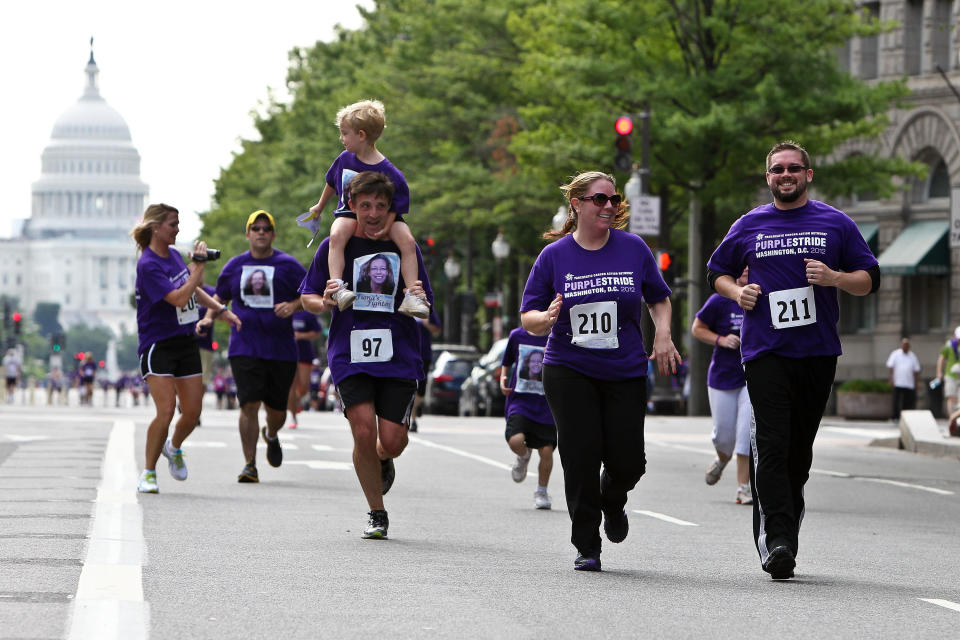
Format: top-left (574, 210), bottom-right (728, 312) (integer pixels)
top-left (521, 171), bottom-right (681, 572)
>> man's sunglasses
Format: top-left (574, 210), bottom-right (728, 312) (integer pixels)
top-left (767, 164), bottom-right (806, 174)
top-left (577, 193), bottom-right (623, 207)
top-left (249, 225), bottom-right (273, 233)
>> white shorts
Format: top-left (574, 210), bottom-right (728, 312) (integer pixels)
top-left (945, 375), bottom-right (958, 399)
top-left (708, 385), bottom-right (752, 458)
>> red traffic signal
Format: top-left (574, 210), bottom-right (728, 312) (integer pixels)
top-left (426, 237), bottom-right (435, 247)
top-left (11, 312), bottom-right (21, 323)
top-left (658, 251), bottom-right (672, 271)
top-left (211, 341), bottom-right (219, 351)
top-left (614, 116), bottom-right (634, 136)
top-left (98, 360), bottom-right (105, 368)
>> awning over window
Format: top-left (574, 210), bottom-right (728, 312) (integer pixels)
top-left (857, 222), bottom-right (879, 255)
top-left (877, 220), bottom-right (950, 276)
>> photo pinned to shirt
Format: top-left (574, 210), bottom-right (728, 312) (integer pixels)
top-left (240, 265), bottom-right (275, 309)
top-left (335, 168), bottom-right (358, 214)
top-left (353, 252), bottom-right (400, 313)
top-left (516, 344), bottom-right (545, 395)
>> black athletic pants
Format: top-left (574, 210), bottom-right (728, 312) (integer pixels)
top-left (542, 363), bottom-right (648, 556)
top-left (743, 354), bottom-right (836, 567)
top-left (891, 386), bottom-right (916, 420)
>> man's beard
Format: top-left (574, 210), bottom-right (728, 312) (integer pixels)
top-left (770, 179), bottom-right (807, 203)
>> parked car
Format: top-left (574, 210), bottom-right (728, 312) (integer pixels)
top-left (425, 349), bottom-right (480, 415)
top-left (430, 343), bottom-right (478, 363)
top-left (459, 338), bottom-right (509, 417)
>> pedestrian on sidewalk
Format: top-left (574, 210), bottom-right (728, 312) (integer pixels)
top-left (935, 327), bottom-right (960, 417)
top-left (886, 337), bottom-right (920, 421)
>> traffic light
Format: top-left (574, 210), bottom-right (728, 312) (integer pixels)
top-left (657, 251), bottom-right (675, 287)
top-left (211, 341), bottom-right (219, 351)
top-left (614, 115), bottom-right (634, 173)
top-left (12, 312), bottom-right (22, 335)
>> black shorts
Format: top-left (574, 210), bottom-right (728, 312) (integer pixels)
top-left (505, 413), bottom-right (557, 449)
top-left (229, 356), bottom-right (298, 411)
top-left (140, 335), bottom-right (202, 379)
top-left (5, 377), bottom-right (16, 388)
top-left (337, 374), bottom-right (417, 426)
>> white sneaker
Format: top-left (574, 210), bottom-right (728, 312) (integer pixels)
top-left (511, 450), bottom-right (531, 483)
top-left (534, 489), bottom-right (552, 510)
top-left (161, 439), bottom-right (188, 481)
top-left (398, 292), bottom-right (429, 319)
top-left (332, 279), bottom-right (357, 311)
top-left (137, 470), bottom-right (158, 493)
top-left (705, 457), bottom-right (728, 486)
top-left (736, 484), bottom-right (753, 505)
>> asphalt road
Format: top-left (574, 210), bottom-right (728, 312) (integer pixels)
top-left (2, 396), bottom-right (959, 639)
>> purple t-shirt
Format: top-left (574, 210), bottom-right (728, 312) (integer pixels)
top-left (299, 236), bottom-right (433, 385)
top-left (326, 151), bottom-right (410, 218)
top-left (196, 284), bottom-right (217, 351)
top-left (292, 310), bottom-right (322, 363)
top-left (707, 199), bottom-right (878, 363)
top-left (135, 246), bottom-right (198, 356)
top-left (695, 294), bottom-right (745, 390)
top-left (520, 230), bottom-right (671, 380)
top-left (417, 310), bottom-right (442, 378)
top-left (501, 328), bottom-right (554, 425)
top-left (216, 250), bottom-right (307, 361)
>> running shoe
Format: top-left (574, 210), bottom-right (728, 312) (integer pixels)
top-left (398, 293), bottom-right (430, 319)
top-left (161, 439), bottom-right (187, 481)
top-left (736, 484), bottom-right (753, 505)
top-left (237, 461), bottom-right (259, 483)
top-left (763, 545), bottom-right (796, 580)
top-left (262, 427), bottom-right (283, 468)
top-left (137, 470), bottom-right (158, 494)
top-left (409, 419), bottom-right (418, 433)
top-left (705, 457), bottom-right (728, 486)
top-left (534, 488), bottom-right (552, 510)
top-left (362, 509), bottom-right (389, 539)
top-left (603, 508), bottom-right (629, 543)
top-left (574, 553), bottom-right (601, 572)
top-left (381, 458), bottom-right (396, 495)
top-left (332, 280), bottom-right (357, 311)
top-left (511, 450), bottom-right (531, 483)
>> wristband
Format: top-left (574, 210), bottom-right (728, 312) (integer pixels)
top-left (715, 335), bottom-right (720, 347)
top-left (212, 306), bottom-right (225, 319)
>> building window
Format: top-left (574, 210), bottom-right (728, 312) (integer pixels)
top-left (928, 159), bottom-right (950, 199)
top-left (859, 2), bottom-right (880, 79)
top-left (839, 290), bottom-right (877, 333)
top-left (933, 0), bottom-right (953, 71)
top-left (904, 0), bottom-right (923, 75)
top-left (904, 275), bottom-right (949, 333)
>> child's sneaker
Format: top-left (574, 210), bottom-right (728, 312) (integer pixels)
top-left (398, 292), bottom-right (429, 319)
top-left (332, 279), bottom-right (356, 311)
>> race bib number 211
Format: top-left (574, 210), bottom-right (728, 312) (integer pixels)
top-left (768, 286), bottom-right (816, 329)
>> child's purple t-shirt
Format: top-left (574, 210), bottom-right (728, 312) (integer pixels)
top-left (326, 151), bottom-right (410, 217)
top-left (707, 199), bottom-right (878, 363)
top-left (520, 230), bottom-right (671, 380)
top-left (695, 294), bottom-right (745, 390)
top-left (501, 327), bottom-right (554, 425)
top-left (299, 236), bottom-right (433, 386)
top-left (215, 250), bottom-right (307, 362)
top-left (135, 246), bottom-right (197, 356)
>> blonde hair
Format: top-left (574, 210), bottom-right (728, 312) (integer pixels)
top-left (335, 99), bottom-right (386, 142)
top-left (130, 203), bottom-right (178, 250)
top-left (543, 171), bottom-right (628, 240)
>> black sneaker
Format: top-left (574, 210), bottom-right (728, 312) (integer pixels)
top-left (362, 509), bottom-right (389, 539)
top-left (409, 419), bottom-right (418, 433)
top-left (237, 461), bottom-right (259, 483)
top-left (603, 508), bottom-right (629, 543)
top-left (574, 553), bottom-right (601, 571)
top-left (262, 427), bottom-right (282, 468)
top-left (763, 545), bottom-right (796, 580)
top-left (381, 458), bottom-right (396, 495)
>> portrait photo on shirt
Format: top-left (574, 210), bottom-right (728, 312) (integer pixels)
top-left (335, 168), bottom-right (359, 213)
top-left (516, 344), bottom-right (546, 395)
top-left (240, 265), bottom-right (275, 308)
top-left (353, 252), bottom-right (400, 313)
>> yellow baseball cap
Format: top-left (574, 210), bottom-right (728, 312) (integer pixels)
top-left (246, 210), bottom-right (276, 233)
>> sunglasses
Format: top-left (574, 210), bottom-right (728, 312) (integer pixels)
top-left (249, 225), bottom-right (273, 233)
top-left (578, 193), bottom-right (623, 207)
top-left (767, 164), bottom-right (806, 174)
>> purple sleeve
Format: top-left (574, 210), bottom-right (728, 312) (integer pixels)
top-left (840, 215), bottom-right (880, 272)
top-left (138, 260), bottom-right (177, 306)
top-left (520, 250), bottom-right (554, 313)
top-left (501, 332), bottom-right (519, 371)
top-left (707, 216), bottom-right (748, 276)
top-left (388, 168), bottom-right (410, 215)
top-left (215, 260), bottom-right (235, 302)
top-left (695, 296), bottom-right (719, 326)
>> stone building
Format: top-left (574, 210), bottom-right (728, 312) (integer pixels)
top-left (0, 47), bottom-right (148, 335)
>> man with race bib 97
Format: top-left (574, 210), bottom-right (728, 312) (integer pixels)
top-left (300, 171), bottom-right (432, 540)
top-left (707, 141), bottom-right (880, 580)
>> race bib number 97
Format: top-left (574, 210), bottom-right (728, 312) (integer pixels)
top-left (570, 301), bottom-right (619, 349)
top-left (176, 294), bottom-right (199, 325)
top-left (350, 329), bottom-right (394, 363)
top-left (768, 286), bottom-right (816, 329)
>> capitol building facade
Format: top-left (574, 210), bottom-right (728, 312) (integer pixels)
top-left (0, 48), bottom-right (147, 335)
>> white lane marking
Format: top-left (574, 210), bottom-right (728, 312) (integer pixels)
top-left (410, 436), bottom-right (537, 477)
top-left (811, 468), bottom-right (852, 478)
top-left (6, 434), bottom-right (50, 442)
top-left (857, 477), bottom-right (953, 496)
top-left (919, 598), bottom-right (960, 613)
top-left (285, 460), bottom-right (353, 470)
top-left (821, 426), bottom-right (899, 439)
top-left (633, 510), bottom-right (698, 527)
top-left (68, 419), bottom-right (148, 640)
top-left (647, 441), bottom-right (714, 456)
top-left (310, 444), bottom-right (353, 452)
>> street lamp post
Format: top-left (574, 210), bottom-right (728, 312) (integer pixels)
top-left (491, 229), bottom-right (511, 341)
top-left (443, 251), bottom-right (461, 344)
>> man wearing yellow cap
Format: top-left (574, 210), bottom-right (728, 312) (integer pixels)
top-left (206, 210), bottom-right (308, 482)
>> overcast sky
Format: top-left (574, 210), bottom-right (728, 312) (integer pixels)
top-left (0, 0), bottom-right (373, 240)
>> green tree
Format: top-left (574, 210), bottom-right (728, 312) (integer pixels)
top-left (33, 302), bottom-right (63, 337)
top-left (65, 324), bottom-right (113, 364)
